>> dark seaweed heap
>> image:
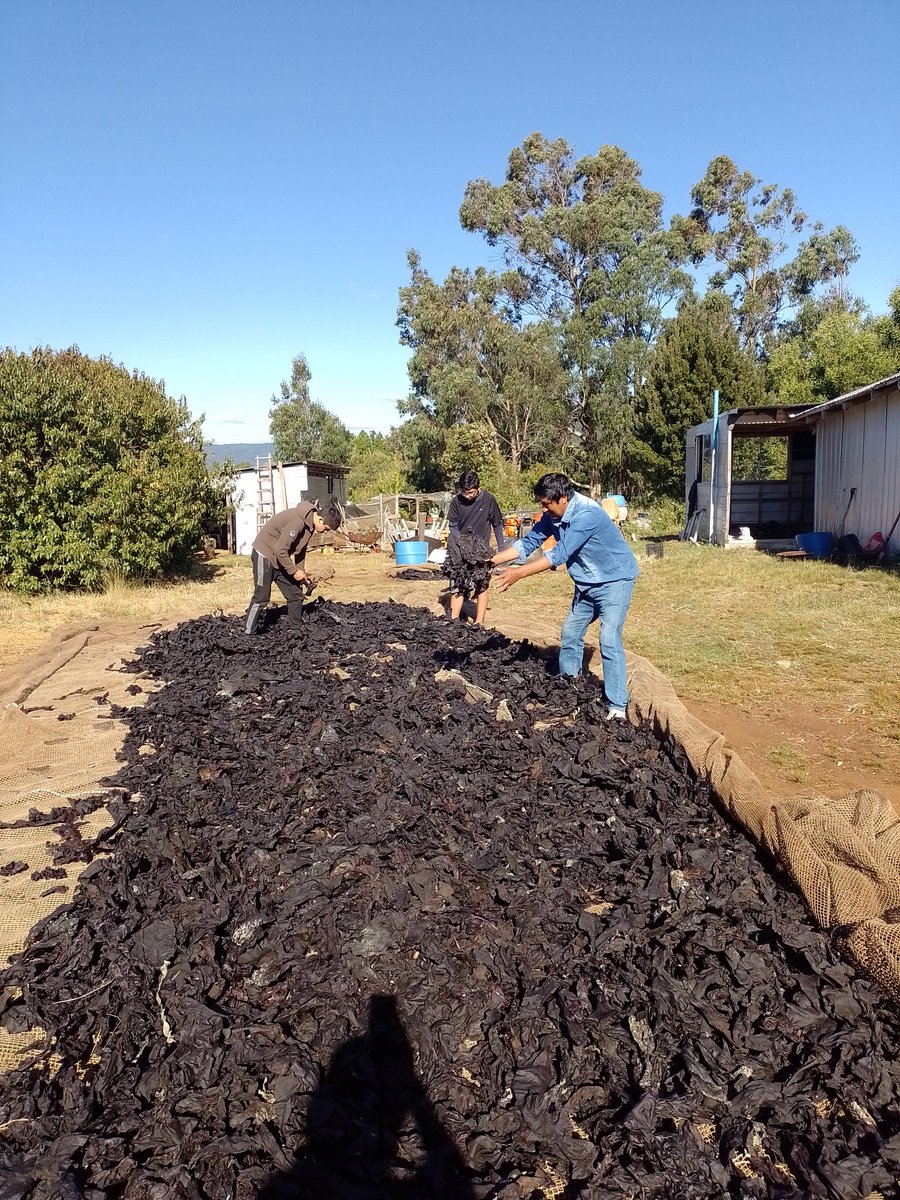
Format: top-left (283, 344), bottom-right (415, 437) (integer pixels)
top-left (443, 533), bottom-right (495, 596)
top-left (0, 602), bottom-right (898, 1200)
top-left (393, 568), bottom-right (441, 581)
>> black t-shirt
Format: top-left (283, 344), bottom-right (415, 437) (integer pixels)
top-left (448, 490), bottom-right (505, 549)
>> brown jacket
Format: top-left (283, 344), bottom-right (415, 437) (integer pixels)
top-left (252, 501), bottom-right (320, 576)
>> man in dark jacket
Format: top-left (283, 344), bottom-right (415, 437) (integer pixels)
top-left (446, 470), bottom-right (505, 624)
top-left (244, 499), bottom-right (338, 634)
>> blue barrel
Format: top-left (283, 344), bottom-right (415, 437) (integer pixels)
top-left (394, 539), bottom-right (429, 565)
top-left (796, 531), bottom-right (834, 559)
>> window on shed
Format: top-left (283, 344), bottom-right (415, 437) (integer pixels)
top-left (697, 435), bottom-right (712, 483)
top-left (731, 436), bottom-right (789, 481)
top-left (327, 476), bottom-right (334, 494)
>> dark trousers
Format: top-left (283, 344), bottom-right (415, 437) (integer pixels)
top-left (244, 549), bottom-right (306, 634)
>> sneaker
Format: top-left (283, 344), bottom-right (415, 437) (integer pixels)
top-left (605, 706), bottom-right (627, 721)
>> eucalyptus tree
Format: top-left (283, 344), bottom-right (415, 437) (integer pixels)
top-left (458, 133), bottom-right (692, 490)
top-left (269, 354), bottom-right (352, 466)
top-left (397, 251), bottom-right (569, 471)
top-left (673, 155), bottom-right (859, 354)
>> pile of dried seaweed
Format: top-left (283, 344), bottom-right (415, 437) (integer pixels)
top-left (443, 532), bottom-right (495, 596)
top-left (1, 602), bottom-right (898, 1200)
top-left (393, 567), bottom-right (441, 581)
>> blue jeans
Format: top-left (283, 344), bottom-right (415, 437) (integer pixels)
top-left (558, 579), bottom-right (635, 708)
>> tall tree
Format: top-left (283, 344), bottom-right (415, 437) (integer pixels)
top-left (634, 295), bottom-right (765, 499)
top-left (673, 156), bottom-right (860, 354)
top-left (767, 300), bottom-right (900, 406)
top-left (459, 133), bottom-right (692, 490)
top-left (397, 252), bottom-right (568, 470)
top-left (269, 354), bottom-right (352, 465)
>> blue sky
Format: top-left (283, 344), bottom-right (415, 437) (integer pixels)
top-left (3, 0), bottom-right (899, 443)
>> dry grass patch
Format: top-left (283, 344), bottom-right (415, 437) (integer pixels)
top-left (0, 555), bottom-right (250, 673)
top-left (628, 541), bottom-right (900, 744)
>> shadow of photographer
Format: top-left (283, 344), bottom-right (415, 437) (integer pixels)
top-left (259, 995), bottom-right (478, 1199)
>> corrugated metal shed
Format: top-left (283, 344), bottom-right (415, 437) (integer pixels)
top-left (793, 377), bottom-right (900, 553)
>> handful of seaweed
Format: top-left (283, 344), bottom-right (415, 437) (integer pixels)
top-left (0, 603), bottom-right (898, 1199)
top-left (442, 531), bottom-right (495, 596)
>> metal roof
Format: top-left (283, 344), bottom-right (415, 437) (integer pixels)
top-left (793, 371), bottom-right (900, 419)
top-left (235, 458), bottom-right (350, 475)
top-left (686, 404), bottom-right (818, 438)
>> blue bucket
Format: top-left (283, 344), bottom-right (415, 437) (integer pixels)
top-left (394, 539), bottom-right (428, 565)
top-left (605, 493), bottom-right (627, 507)
top-left (796, 531), bottom-right (834, 560)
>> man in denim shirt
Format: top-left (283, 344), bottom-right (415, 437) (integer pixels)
top-left (492, 473), bottom-right (639, 720)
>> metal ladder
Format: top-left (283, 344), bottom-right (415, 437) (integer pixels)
top-left (256, 455), bottom-right (276, 530)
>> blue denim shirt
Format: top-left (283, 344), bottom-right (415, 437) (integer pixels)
top-left (513, 491), bottom-right (639, 586)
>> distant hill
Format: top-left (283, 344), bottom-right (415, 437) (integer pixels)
top-left (204, 442), bottom-right (274, 468)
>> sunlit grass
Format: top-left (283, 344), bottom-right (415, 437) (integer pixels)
top-left (626, 540), bottom-right (900, 746)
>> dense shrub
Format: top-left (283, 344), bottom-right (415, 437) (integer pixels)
top-left (0, 347), bottom-right (218, 593)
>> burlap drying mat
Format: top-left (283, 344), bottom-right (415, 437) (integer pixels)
top-left (1, 593), bottom-right (898, 1076)
top-left (0, 621), bottom-right (164, 1070)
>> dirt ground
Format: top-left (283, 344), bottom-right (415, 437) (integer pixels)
top-left (689, 698), bottom-right (900, 813)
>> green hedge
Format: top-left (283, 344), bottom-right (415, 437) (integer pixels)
top-left (0, 347), bottom-right (218, 593)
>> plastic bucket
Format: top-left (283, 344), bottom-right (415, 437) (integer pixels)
top-left (394, 539), bottom-right (428, 565)
top-left (796, 531), bottom-right (834, 559)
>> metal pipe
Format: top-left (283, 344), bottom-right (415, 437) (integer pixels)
top-left (708, 389), bottom-right (719, 544)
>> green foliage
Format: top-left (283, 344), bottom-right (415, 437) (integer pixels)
top-left (459, 132), bottom-right (693, 489)
top-left (389, 412), bottom-right (446, 493)
top-left (269, 354), bottom-right (353, 465)
top-left (767, 304), bottom-right (900, 405)
top-left (439, 421), bottom-right (497, 485)
top-left (397, 252), bottom-right (568, 469)
top-left (0, 347), bottom-right (217, 593)
top-left (673, 155), bottom-right (860, 353)
top-left (731, 437), bottom-right (789, 482)
top-left (630, 497), bottom-right (685, 537)
top-left (396, 136), bottom-right (871, 507)
top-left (635, 295), bottom-right (765, 499)
top-left (347, 431), bottom-right (406, 500)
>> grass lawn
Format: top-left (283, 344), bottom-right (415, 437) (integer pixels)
top-left (1, 540), bottom-right (898, 809)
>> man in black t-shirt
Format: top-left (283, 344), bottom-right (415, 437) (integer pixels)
top-left (446, 470), bottom-right (505, 624)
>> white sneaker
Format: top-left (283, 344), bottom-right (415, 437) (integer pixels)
top-left (605, 707), bottom-right (627, 721)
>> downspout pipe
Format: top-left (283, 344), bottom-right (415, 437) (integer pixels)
top-left (708, 389), bottom-right (719, 544)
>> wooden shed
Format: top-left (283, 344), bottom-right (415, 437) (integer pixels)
top-left (684, 405), bottom-right (819, 545)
